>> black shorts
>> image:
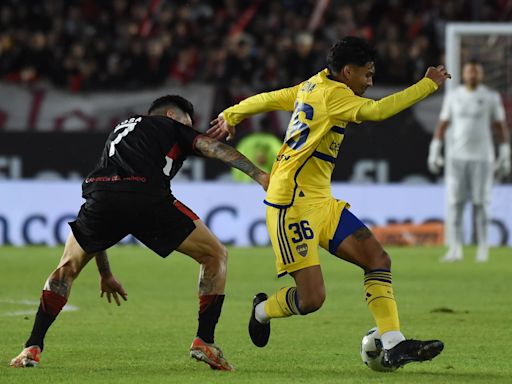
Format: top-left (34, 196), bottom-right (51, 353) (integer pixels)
top-left (69, 191), bottom-right (198, 257)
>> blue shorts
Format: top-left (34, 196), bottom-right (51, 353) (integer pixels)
top-left (328, 208), bottom-right (367, 254)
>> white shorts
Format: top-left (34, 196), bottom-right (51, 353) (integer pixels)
top-left (446, 159), bottom-right (492, 205)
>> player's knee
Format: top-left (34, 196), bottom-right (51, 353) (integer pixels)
top-left (366, 250), bottom-right (391, 271)
top-left (298, 289), bottom-right (326, 314)
top-left (216, 244), bottom-right (228, 270)
top-left (203, 243), bottom-right (227, 270)
top-left (55, 257), bottom-right (84, 280)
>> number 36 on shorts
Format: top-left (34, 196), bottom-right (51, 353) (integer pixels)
top-left (288, 220), bottom-right (314, 243)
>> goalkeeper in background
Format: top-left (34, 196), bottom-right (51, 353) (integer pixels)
top-left (209, 36), bottom-right (450, 370)
top-left (428, 60), bottom-right (511, 262)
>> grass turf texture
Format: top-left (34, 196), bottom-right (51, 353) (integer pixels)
top-left (1, 245), bottom-right (511, 384)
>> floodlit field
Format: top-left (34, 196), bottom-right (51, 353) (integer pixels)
top-left (1, 245), bottom-right (511, 384)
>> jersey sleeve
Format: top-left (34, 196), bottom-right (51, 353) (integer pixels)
top-left (355, 78), bottom-right (438, 122)
top-left (326, 78), bottom-right (438, 123)
top-left (173, 122), bottom-right (204, 156)
top-left (439, 91), bottom-right (452, 121)
top-left (323, 88), bottom-right (369, 123)
top-left (222, 84), bottom-right (302, 126)
top-left (492, 91), bottom-right (506, 122)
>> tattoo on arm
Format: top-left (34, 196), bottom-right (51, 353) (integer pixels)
top-left (352, 227), bottom-right (373, 242)
top-left (195, 136), bottom-right (265, 182)
top-left (95, 251), bottom-right (112, 276)
top-left (44, 279), bottom-right (70, 297)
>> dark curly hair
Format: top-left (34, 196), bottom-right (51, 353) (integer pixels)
top-left (148, 94), bottom-right (194, 121)
top-left (327, 36), bottom-right (377, 75)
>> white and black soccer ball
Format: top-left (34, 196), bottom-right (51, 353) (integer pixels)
top-left (360, 327), bottom-right (396, 372)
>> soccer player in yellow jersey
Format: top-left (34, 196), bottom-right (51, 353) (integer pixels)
top-left (210, 36), bottom-right (451, 369)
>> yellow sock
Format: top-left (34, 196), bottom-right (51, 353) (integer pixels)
top-left (364, 269), bottom-right (400, 334)
top-left (264, 287), bottom-right (301, 318)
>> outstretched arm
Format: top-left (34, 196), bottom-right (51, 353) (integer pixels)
top-left (208, 84), bottom-right (301, 141)
top-left (195, 136), bottom-right (269, 190)
top-left (355, 66), bottom-right (451, 121)
top-left (95, 251), bottom-right (127, 306)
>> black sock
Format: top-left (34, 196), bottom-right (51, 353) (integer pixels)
top-left (196, 295), bottom-right (225, 344)
top-left (25, 306), bottom-right (57, 351)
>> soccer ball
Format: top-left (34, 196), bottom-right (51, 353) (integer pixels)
top-left (360, 327), bottom-right (396, 372)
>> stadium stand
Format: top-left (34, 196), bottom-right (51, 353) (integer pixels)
top-left (1, 0), bottom-right (511, 94)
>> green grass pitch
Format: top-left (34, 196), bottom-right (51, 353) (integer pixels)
top-left (1, 245), bottom-right (511, 383)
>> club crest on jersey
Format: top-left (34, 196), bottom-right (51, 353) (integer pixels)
top-left (296, 244), bottom-right (308, 257)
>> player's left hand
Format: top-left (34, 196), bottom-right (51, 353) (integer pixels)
top-left (208, 113), bottom-right (237, 141)
top-left (495, 143), bottom-right (511, 177)
top-left (425, 65), bottom-right (451, 87)
top-left (427, 138), bottom-right (444, 174)
top-left (100, 274), bottom-right (128, 306)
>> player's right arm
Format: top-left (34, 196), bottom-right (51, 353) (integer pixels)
top-left (194, 136), bottom-right (270, 190)
top-left (427, 88), bottom-right (453, 174)
top-left (491, 92), bottom-right (511, 177)
top-left (208, 84), bottom-right (301, 141)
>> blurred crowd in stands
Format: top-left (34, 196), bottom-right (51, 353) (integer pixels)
top-left (1, 0), bottom-right (510, 93)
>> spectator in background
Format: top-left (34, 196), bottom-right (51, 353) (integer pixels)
top-left (232, 130), bottom-right (282, 183)
top-left (286, 33), bottom-right (320, 85)
top-left (224, 35), bottom-right (259, 88)
top-left (0, 0), bottom-right (508, 93)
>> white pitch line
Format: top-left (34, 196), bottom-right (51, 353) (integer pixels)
top-left (0, 299), bottom-right (79, 317)
top-left (0, 299), bottom-right (39, 305)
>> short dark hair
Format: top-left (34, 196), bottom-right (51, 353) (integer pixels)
top-left (148, 95), bottom-right (194, 120)
top-left (327, 36), bottom-right (377, 75)
top-left (466, 58), bottom-right (481, 66)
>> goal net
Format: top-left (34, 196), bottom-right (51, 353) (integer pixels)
top-left (445, 23), bottom-right (512, 182)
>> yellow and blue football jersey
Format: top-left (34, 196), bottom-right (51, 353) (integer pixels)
top-left (223, 69), bottom-right (438, 207)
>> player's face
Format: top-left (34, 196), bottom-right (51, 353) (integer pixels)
top-left (462, 63), bottom-right (483, 88)
top-left (348, 62), bottom-right (375, 96)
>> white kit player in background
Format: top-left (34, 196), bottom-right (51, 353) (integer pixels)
top-left (428, 60), bottom-right (511, 262)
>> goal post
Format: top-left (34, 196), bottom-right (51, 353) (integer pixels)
top-left (445, 23), bottom-right (512, 91)
top-left (445, 23), bottom-right (512, 125)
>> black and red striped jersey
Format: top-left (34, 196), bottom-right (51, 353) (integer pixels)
top-left (82, 115), bottom-right (203, 196)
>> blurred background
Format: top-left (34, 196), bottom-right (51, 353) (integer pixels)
top-left (0, 0), bottom-right (511, 248)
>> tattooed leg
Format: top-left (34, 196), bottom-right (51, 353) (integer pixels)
top-left (43, 279), bottom-right (70, 298)
top-left (24, 233), bottom-right (94, 351)
top-left (177, 220), bottom-right (227, 295)
top-left (177, 219), bottom-right (228, 343)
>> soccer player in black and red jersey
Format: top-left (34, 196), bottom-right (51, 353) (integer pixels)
top-left (10, 95), bottom-right (269, 371)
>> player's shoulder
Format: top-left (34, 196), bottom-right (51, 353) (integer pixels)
top-left (308, 69), bottom-right (353, 100)
top-left (478, 85), bottom-right (500, 98)
top-left (445, 86), bottom-right (465, 101)
top-left (143, 114), bottom-right (189, 130)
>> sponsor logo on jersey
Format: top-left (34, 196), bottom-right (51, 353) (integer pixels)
top-left (330, 140), bottom-right (341, 153)
top-left (296, 243), bottom-right (308, 257)
top-left (300, 82), bottom-right (316, 93)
